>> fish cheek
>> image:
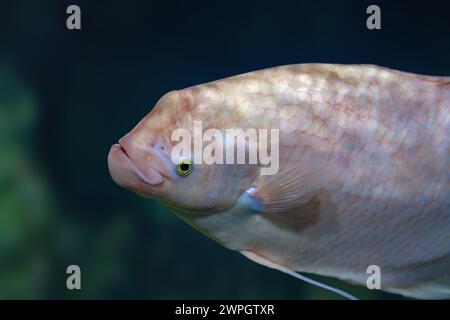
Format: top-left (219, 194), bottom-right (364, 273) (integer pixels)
top-left (168, 164), bottom-right (257, 212)
top-left (168, 164), bottom-right (222, 210)
top-left (215, 164), bottom-right (260, 210)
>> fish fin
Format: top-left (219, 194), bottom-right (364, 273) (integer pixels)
top-left (383, 254), bottom-right (450, 299)
top-left (249, 162), bottom-right (323, 213)
top-left (388, 272), bottom-right (450, 299)
top-left (240, 250), bottom-right (358, 300)
top-left (390, 276), bottom-right (450, 299)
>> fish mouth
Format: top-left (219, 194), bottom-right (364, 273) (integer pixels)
top-left (108, 143), bottom-right (164, 188)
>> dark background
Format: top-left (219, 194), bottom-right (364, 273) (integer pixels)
top-left (0, 0), bottom-right (449, 299)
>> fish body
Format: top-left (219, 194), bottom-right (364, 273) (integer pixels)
top-left (108, 64), bottom-right (450, 298)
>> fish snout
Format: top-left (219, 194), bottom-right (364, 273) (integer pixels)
top-left (108, 140), bottom-right (164, 195)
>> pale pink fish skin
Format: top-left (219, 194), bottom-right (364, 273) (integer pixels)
top-left (181, 64), bottom-right (450, 297)
top-left (108, 64), bottom-right (450, 298)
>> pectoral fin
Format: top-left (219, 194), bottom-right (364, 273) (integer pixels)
top-left (246, 162), bottom-right (324, 213)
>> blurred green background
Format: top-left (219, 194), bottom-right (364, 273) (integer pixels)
top-left (0, 0), bottom-right (449, 299)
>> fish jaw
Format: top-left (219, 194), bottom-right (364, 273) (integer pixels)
top-left (108, 143), bottom-right (164, 197)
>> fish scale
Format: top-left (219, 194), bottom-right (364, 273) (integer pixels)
top-left (108, 64), bottom-right (450, 298)
top-left (192, 64), bottom-right (449, 296)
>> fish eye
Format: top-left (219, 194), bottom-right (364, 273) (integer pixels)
top-left (177, 160), bottom-right (193, 176)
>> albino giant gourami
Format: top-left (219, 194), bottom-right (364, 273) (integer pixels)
top-left (108, 64), bottom-right (450, 299)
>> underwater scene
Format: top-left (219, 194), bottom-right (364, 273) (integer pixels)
top-left (0, 0), bottom-right (449, 303)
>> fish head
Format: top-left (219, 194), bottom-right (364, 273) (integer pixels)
top-left (108, 90), bottom-right (259, 215)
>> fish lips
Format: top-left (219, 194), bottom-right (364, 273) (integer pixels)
top-left (108, 143), bottom-right (164, 194)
